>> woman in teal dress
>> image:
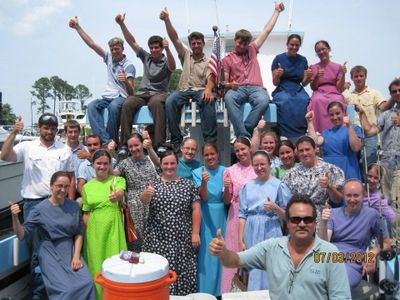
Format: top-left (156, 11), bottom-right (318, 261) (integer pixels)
top-left (10, 171), bottom-right (95, 300)
top-left (177, 138), bottom-right (201, 181)
top-left (271, 34), bottom-right (311, 140)
top-left (192, 143), bottom-right (226, 297)
top-left (82, 149), bottom-right (127, 299)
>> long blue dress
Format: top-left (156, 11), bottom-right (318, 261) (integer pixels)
top-left (238, 177), bottom-right (292, 291)
top-left (23, 199), bottom-right (95, 300)
top-left (321, 125), bottom-right (362, 180)
top-left (193, 165), bottom-right (227, 297)
top-left (271, 53), bottom-right (310, 138)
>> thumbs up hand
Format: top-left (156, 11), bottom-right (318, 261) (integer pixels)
top-left (341, 61), bottom-right (348, 74)
top-left (263, 197), bottom-right (277, 212)
top-left (304, 65), bottom-right (313, 80)
top-left (305, 110), bottom-right (314, 123)
top-left (316, 65), bottom-right (325, 78)
top-left (13, 116), bottom-right (24, 134)
top-left (118, 70), bottom-right (127, 82)
top-left (319, 172), bottom-right (331, 189)
top-left (109, 185), bottom-right (119, 203)
top-left (321, 201), bottom-right (331, 222)
top-left (257, 115), bottom-right (266, 131)
top-left (209, 228), bottom-right (226, 256)
top-left (223, 172), bottom-right (232, 191)
top-left (160, 7), bottom-right (169, 21)
top-left (274, 62), bottom-right (284, 78)
top-left (201, 166), bottom-right (210, 183)
top-left (8, 201), bottom-right (21, 216)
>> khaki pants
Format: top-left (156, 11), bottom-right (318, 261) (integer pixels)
top-left (383, 168), bottom-right (400, 238)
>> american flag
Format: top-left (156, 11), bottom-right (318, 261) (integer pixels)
top-left (208, 27), bottom-right (224, 98)
top-left (208, 32), bottom-right (221, 80)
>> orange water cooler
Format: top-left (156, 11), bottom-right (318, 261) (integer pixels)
top-left (95, 252), bottom-right (176, 300)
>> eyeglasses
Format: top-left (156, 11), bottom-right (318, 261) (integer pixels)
top-left (288, 216), bottom-right (315, 224)
top-left (53, 184), bottom-right (70, 190)
top-left (390, 89), bottom-right (400, 94)
top-left (316, 47), bottom-right (328, 53)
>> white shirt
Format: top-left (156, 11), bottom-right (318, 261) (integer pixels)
top-left (14, 139), bottom-right (74, 198)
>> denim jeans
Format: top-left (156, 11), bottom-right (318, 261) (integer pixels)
top-left (87, 96), bottom-right (125, 144)
top-left (166, 90), bottom-right (217, 146)
top-left (363, 134), bottom-right (378, 166)
top-left (23, 199), bottom-right (46, 299)
top-left (224, 86), bottom-right (269, 138)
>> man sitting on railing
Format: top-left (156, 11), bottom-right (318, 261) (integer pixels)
top-left (69, 16), bottom-right (135, 146)
top-left (221, 2), bottom-right (284, 139)
top-left (160, 7), bottom-right (217, 152)
top-left (115, 13), bottom-right (176, 155)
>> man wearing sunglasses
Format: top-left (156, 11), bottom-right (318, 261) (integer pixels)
top-left (1, 113), bottom-right (75, 299)
top-left (69, 16), bottom-right (136, 147)
top-left (209, 195), bottom-right (351, 299)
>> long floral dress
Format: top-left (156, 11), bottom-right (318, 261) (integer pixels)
top-left (142, 177), bottom-right (200, 295)
top-left (117, 156), bottom-right (158, 251)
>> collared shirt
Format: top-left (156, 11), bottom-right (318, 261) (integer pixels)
top-left (136, 48), bottom-right (171, 94)
top-left (69, 143), bottom-right (87, 180)
top-left (238, 236), bottom-right (351, 300)
top-left (344, 86), bottom-right (385, 126)
top-left (14, 139), bottom-right (74, 198)
top-left (78, 158), bottom-right (117, 183)
top-left (178, 48), bottom-right (210, 91)
top-left (222, 42), bottom-right (264, 88)
top-left (377, 108), bottom-right (400, 170)
top-left (102, 52), bottom-right (136, 99)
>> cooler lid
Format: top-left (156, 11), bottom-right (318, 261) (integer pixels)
top-left (102, 252), bottom-right (169, 283)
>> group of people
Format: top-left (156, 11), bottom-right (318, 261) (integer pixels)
top-left (1, 2), bottom-right (400, 300)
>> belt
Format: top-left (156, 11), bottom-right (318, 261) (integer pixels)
top-left (23, 196), bottom-right (49, 201)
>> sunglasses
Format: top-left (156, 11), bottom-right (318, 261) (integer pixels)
top-left (288, 216), bottom-right (315, 224)
top-left (40, 115), bottom-right (58, 123)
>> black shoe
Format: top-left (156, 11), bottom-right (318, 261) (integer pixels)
top-left (117, 146), bottom-right (128, 158)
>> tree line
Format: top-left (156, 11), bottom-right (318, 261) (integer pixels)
top-left (31, 76), bottom-right (92, 115)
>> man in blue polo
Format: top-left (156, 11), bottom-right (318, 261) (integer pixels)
top-left (69, 16), bottom-right (135, 145)
top-left (209, 195), bottom-right (351, 300)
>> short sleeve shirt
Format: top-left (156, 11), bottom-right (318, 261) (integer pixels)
top-left (14, 139), bottom-right (74, 198)
top-left (178, 48), bottom-right (210, 91)
top-left (137, 48), bottom-right (171, 93)
top-left (102, 52), bottom-right (136, 98)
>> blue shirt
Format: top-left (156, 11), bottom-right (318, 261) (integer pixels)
top-left (177, 158), bottom-right (201, 181)
top-left (238, 236), bottom-right (351, 300)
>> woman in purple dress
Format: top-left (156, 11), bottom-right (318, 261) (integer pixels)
top-left (308, 40), bottom-right (347, 133)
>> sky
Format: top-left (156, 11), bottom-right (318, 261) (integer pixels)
top-left (1, 0), bottom-right (399, 127)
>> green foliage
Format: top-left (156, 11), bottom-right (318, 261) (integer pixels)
top-left (0, 103), bottom-right (17, 125)
top-left (30, 77), bottom-right (51, 115)
top-left (75, 84), bottom-right (92, 110)
top-left (31, 76), bottom-right (91, 114)
top-left (168, 69), bottom-right (182, 92)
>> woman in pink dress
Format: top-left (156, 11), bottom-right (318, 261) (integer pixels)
top-left (308, 40), bottom-right (347, 132)
top-left (220, 137), bottom-right (256, 293)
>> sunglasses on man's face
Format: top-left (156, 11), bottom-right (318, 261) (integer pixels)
top-left (288, 216), bottom-right (315, 224)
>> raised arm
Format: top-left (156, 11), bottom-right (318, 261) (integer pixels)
top-left (159, 7), bottom-right (185, 56)
top-left (343, 116), bottom-right (362, 152)
top-left (9, 202), bottom-right (25, 240)
top-left (163, 38), bottom-right (176, 72)
top-left (209, 229), bottom-right (244, 268)
top-left (69, 16), bottom-right (105, 58)
top-left (306, 111), bottom-right (324, 145)
top-left (336, 62), bottom-right (347, 92)
top-left (115, 13), bottom-right (141, 54)
top-left (0, 117), bottom-right (23, 161)
top-left (254, 2), bottom-right (285, 50)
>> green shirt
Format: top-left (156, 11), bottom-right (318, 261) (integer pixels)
top-left (238, 236), bottom-right (351, 300)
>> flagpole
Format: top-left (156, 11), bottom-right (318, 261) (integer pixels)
top-left (185, 0), bottom-right (191, 34)
top-left (213, 0), bottom-right (221, 31)
top-left (288, 0), bottom-right (294, 31)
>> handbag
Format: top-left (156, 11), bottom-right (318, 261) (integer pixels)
top-left (230, 268), bottom-right (248, 292)
top-left (122, 203), bottom-right (138, 243)
top-left (114, 176), bottom-right (138, 243)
